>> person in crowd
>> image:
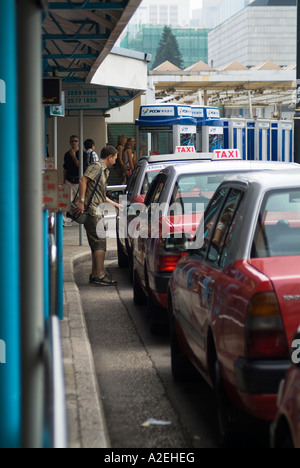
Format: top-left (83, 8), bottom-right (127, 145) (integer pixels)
top-left (83, 138), bottom-right (99, 172)
top-left (123, 137), bottom-right (136, 177)
top-left (76, 146), bottom-right (123, 287)
top-left (63, 135), bottom-right (80, 226)
top-left (116, 134), bottom-right (127, 166)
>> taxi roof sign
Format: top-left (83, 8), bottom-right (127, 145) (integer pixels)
top-left (175, 146), bottom-right (196, 154)
top-left (213, 149), bottom-right (242, 161)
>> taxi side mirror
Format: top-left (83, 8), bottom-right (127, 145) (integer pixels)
top-left (291, 327), bottom-right (300, 369)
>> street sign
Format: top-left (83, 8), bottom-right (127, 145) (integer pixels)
top-left (43, 78), bottom-right (62, 106)
top-left (44, 157), bottom-right (55, 170)
top-left (64, 84), bottom-right (109, 110)
top-left (50, 92), bottom-right (65, 117)
top-left (56, 184), bottom-right (71, 213)
top-left (42, 170), bottom-right (59, 210)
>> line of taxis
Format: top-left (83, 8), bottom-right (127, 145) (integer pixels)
top-left (117, 147), bottom-right (300, 446)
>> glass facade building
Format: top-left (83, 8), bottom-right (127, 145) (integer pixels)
top-left (121, 24), bottom-right (209, 70)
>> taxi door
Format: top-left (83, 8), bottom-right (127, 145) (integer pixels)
top-left (183, 187), bottom-right (229, 374)
top-left (186, 188), bottom-right (244, 376)
top-left (134, 173), bottom-right (168, 289)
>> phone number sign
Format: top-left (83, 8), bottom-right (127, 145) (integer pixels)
top-left (64, 84), bottom-right (109, 110)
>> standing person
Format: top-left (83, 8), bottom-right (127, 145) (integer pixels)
top-left (123, 137), bottom-right (135, 176)
top-left (76, 146), bottom-right (122, 286)
top-left (116, 134), bottom-right (127, 166)
top-left (63, 135), bottom-right (80, 226)
top-left (83, 138), bottom-right (99, 172)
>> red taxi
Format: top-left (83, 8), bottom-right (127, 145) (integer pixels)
top-left (168, 170), bottom-right (300, 437)
top-left (117, 152), bottom-right (212, 270)
top-left (132, 156), bottom-right (298, 332)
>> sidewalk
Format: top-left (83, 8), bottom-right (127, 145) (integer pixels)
top-left (61, 223), bottom-right (117, 448)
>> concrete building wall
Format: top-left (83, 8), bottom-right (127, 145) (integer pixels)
top-left (208, 6), bottom-right (297, 68)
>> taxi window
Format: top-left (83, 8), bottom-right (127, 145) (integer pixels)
top-left (145, 174), bottom-right (168, 206)
top-left (127, 165), bottom-right (142, 198)
top-left (170, 173), bottom-right (232, 215)
top-left (198, 187), bottom-right (229, 259)
top-left (207, 189), bottom-right (244, 266)
top-left (142, 165), bottom-right (167, 195)
top-left (252, 189), bottom-right (300, 258)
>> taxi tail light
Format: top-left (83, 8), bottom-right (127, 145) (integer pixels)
top-left (158, 253), bottom-right (187, 273)
top-left (245, 293), bottom-right (289, 360)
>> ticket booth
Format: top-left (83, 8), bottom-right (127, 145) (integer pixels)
top-left (255, 120), bottom-right (271, 161)
top-left (192, 106), bottom-right (224, 153)
top-left (272, 121), bottom-right (294, 162)
top-left (223, 118), bottom-right (247, 159)
top-left (135, 104), bottom-right (197, 158)
top-left (246, 120), bottom-right (255, 160)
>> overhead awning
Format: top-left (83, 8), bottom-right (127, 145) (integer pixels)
top-left (42, 0), bottom-right (146, 110)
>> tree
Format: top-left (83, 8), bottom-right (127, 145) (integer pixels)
top-left (152, 26), bottom-right (184, 70)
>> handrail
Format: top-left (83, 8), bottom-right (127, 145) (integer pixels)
top-left (45, 316), bottom-right (68, 449)
top-left (107, 184), bottom-right (127, 192)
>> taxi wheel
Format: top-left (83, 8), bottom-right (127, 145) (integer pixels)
top-left (170, 318), bottom-right (199, 383)
top-left (147, 289), bottom-right (168, 336)
top-left (117, 237), bottom-right (129, 269)
top-left (214, 361), bottom-right (245, 446)
top-left (133, 270), bottom-right (147, 306)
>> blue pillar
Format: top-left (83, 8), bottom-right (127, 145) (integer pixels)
top-left (0, 0), bottom-right (21, 448)
top-left (43, 210), bottom-right (50, 319)
top-left (56, 213), bottom-right (64, 320)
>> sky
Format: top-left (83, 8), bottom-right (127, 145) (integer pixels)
top-left (190, 0), bottom-right (203, 11)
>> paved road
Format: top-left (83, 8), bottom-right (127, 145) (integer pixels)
top-left (75, 260), bottom-right (221, 449)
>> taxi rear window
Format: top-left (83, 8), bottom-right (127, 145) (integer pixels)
top-left (170, 172), bottom-right (238, 215)
top-left (252, 189), bottom-right (300, 258)
top-left (142, 165), bottom-right (167, 195)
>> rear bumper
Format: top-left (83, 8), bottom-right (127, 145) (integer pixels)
top-left (234, 358), bottom-right (290, 395)
top-left (151, 272), bottom-right (172, 309)
top-left (153, 272), bottom-right (172, 294)
top-left (233, 358), bottom-right (290, 420)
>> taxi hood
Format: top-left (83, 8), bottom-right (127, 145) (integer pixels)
top-left (249, 257), bottom-right (300, 346)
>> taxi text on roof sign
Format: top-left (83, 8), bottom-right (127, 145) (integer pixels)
top-left (175, 146), bottom-right (196, 154)
top-left (213, 149), bottom-right (242, 160)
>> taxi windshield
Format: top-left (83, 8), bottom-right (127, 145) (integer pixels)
top-left (170, 172), bottom-right (238, 215)
top-left (252, 189), bottom-right (300, 258)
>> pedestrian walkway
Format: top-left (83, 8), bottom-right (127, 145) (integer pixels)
top-left (61, 224), bottom-right (117, 448)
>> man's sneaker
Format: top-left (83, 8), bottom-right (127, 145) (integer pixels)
top-left (92, 274), bottom-right (118, 287)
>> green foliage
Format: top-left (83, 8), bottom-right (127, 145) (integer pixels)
top-left (153, 26), bottom-right (184, 70)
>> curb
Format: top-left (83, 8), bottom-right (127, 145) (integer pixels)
top-left (61, 250), bottom-right (112, 449)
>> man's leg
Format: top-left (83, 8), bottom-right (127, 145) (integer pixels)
top-left (92, 250), bottom-right (105, 277)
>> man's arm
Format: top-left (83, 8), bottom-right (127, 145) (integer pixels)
top-left (76, 176), bottom-right (90, 215)
top-left (106, 196), bottom-right (123, 212)
top-left (70, 149), bottom-right (79, 168)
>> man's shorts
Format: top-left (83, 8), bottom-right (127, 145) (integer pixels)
top-left (84, 214), bottom-right (107, 253)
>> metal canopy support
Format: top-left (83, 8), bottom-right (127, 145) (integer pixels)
top-left (0, 0), bottom-right (21, 449)
top-left (18, 0), bottom-right (45, 448)
top-left (48, 2), bottom-right (128, 11)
